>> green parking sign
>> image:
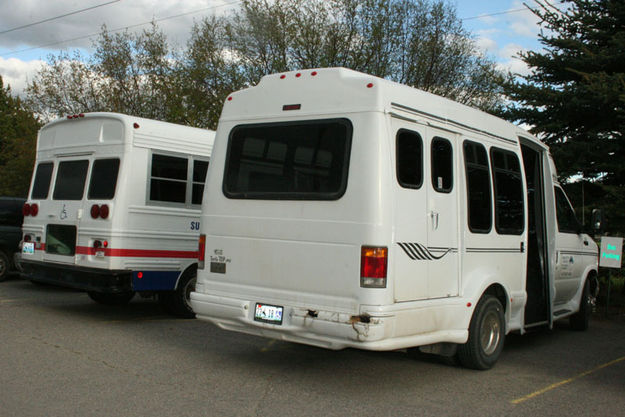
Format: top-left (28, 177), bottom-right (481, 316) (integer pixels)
top-left (600, 237), bottom-right (623, 269)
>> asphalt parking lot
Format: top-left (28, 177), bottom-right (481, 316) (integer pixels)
top-left (2, 275), bottom-right (625, 417)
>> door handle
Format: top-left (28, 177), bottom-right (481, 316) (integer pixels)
top-left (430, 211), bottom-right (439, 230)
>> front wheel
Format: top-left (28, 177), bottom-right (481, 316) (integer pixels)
top-left (88, 291), bottom-right (135, 305)
top-left (158, 270), bottom-right (196, 318)
top-left (457, 295), bottom-right (505, 370)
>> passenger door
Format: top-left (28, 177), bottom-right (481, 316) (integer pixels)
top-left (426, 129), bottom-right (459, 298)
top-left (553, 185), bottom-right (587, 305)
top-left (393, 119), bottom-right (429, 301)
top-left (392, 119), bottom-right (459, 302)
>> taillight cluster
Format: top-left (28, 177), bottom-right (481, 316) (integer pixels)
top-left (198, 234), bottom-right (206, 269)
top-left (90, 204), bottom-right (110, 219)
top-left (360, 246), bottom-right (388, 288)
top-left (22, 203), bottom-right (39, 217)
top-left (93, 239), bottom-right (108, 249)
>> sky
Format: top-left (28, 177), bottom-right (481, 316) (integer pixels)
top-left (0, 0), bottom-right (545, 97)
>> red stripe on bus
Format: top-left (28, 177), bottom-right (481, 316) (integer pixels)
top-left (75, 246), bottom-right (198, 258)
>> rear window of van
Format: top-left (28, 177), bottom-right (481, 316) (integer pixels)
top-left (223, 119), bottom-right (352, 200)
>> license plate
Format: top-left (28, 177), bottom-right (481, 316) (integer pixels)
top-left (22, 242), bottom-right (35, 255)
top-left (254, 303), bottom-right (283, 324)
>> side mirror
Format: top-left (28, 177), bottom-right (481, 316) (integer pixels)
top-left (592, 209), bottom-right (606, 235)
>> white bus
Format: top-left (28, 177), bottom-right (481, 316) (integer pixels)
top-left (190, 68), bottom-right (598, 368)
top-left (20, 112), bottom-right (214, 317)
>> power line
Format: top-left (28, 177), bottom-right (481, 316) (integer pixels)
top-left (0, 0), bottom-right (121, 36)
top-left (462, 7), bottom-right (529, 21)
top-left (1, 0), bottom-right (241, 57)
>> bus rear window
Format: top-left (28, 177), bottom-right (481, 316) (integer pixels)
top-left (31, 162), bottom-right (54, 199)
top-left (88, 159), bottom-right (120, 200)
top-left (223, 119), bottom-right (352, 200)
top-left (53, 160), bottom-right (89, 200)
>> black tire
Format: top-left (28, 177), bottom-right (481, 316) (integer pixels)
top-left (570, 279), bottom-right (591, 331)
top-left (0, 250), bottom-right (10, 282)
top-left (87, 291), bottom-right (135, 306)
top-left (457, 295), bottom-right (505, 370)
top-left (158, 270), bottom-right (196, 318)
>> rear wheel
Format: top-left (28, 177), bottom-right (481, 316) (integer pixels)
top-left (457, 295), bottom-right (505, 370)
top-left (0, 250), bottom-right (10, 282)
top-left (87, 291), bottom-right (135, 305)
top-left (570, 279), bottom-right (591, 331)
top-left (158, 270), bottom-right (196, 318)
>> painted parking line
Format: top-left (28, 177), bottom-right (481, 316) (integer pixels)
top-left (511, 356), bottom-right (625, 405)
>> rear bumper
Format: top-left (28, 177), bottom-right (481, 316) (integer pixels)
top-left (190, 291), bottom-right (468, 351)
top-left (20, 259), bottom-right (132, 293)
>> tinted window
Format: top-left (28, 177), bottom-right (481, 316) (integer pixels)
top-left (31, 162), bottom-right (54, 199)
top-left (0, 198), bottom-right (24, 226)
top-left (224, 119), bottom-right (352, 199)
top-left (491, 148), bottom-right (524, 235)
top-left (88, 159), bottom-right (120, 200)
top-left (555, 186), bottom-right (579, 234)
top-left (53, 160), bottom-right (89, 200)
top-left (192, 160), bottom-right (209, 205)
top-left (150, 154), bottom-right (188, 204)
top-left (431, 137), bottom-right (453, 193)
top-left (464, 141), bottom-right (492, 233)
top-left (396, 130), bottom-right (423, 189)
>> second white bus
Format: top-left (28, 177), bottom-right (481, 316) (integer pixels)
top-left (20, 112), bottom-right (215, 317)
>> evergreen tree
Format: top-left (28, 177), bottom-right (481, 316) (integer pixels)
top-left (0, 76), bottom-right (41, 197)
top-left (503, 0), bottom-right (625, 233)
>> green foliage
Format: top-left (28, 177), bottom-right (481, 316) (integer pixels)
top-left (225, 0), bottom-right (508, 112)
top-left (502, 0), bottom-right (625, 234)
top-left (25, 0), bottom-right (508, 130)
top-left (0, 76), bottom-right (41, 197)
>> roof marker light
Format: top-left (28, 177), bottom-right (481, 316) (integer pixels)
top-left (227, 96), bottom-right (233, 101)
top-left (280, 74), bottom-right (286, 79)
top-left (367, 83), bottom-right (374, 88)
top-left (311, 71), bottom-right (317, 76)
top-left (295, 72), bottom-right (301, 78)
top-left (133, 123), bottom-right (140, 129)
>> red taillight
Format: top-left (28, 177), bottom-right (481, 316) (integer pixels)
top-left (99, 204), bottom-right (109, 219)
top-left (24, 234), bottom-right (32, 242)
top-left (30, 203), bottom-right (39, 216)
top-left (22, 203), bottom-right (31, 216)
top-left (90, 204), bottom-right (100, 219)
top-left (360, 246), bottom-right (388, 288)
top-left (198, 234), bottom-right (206, 269)
top-left (93, 240), bottom-right (102, 249)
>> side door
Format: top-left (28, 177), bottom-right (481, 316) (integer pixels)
top-left (553, 185), bottom-right (588, 305)
top-left (426, 128), bottom-right (460, 298)
top-left (392, 119), bottom-right (429, 302)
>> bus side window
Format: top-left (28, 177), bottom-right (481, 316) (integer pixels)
top-left (396, 130), bottom-right (423, 189)
top-left (150, 154), bottom-right (188, 204)
top-left (463, 141), bottom-right (492, 233)
top-left (192, 160), bottom-right (209, 205)
top-left (431, 137), bottom-right (453, 193)
top-left (490, 148), bottom-right (524, 235)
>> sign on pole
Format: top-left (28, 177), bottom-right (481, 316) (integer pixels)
top-left (599, 237), bottom-right (623, 269)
